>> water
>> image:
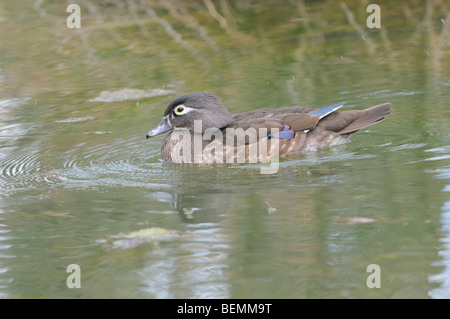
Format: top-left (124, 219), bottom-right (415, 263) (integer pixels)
top-left (0, 0), bottom-right (449, 298)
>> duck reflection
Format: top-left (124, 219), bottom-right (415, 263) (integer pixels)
top-left (141, 169), bottom-right (238, 298)
top-left (173, 190), bottom-right (235, 223)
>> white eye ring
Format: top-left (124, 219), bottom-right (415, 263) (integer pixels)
top-left (173, 104), bottom-right (193, 116)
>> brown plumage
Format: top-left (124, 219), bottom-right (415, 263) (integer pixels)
top-left (146, 92), bottom-right (391, 163)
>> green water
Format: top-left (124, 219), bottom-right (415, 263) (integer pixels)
top-left (0, 0), bottom-right (449, 298)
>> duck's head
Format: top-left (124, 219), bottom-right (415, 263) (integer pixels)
top-left (146, 92), bottom-right (234, 138)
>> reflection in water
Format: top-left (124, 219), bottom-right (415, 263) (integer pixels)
top-left (428, 199), bottom-right (450, 298)
top-left (139, 228), bottom-right (231, 298)
top-left (0, 96), bottom-right (32, 298)
top-left (177, 233), bottom-right (230, 298)
top-left (0, 211), bottom-right (13, 298)
top-left (140, 189), bottom-right (234, 298)
top-left (140, 256), bottom-right (178, 298)
top-left (428, 161), bottom-right (450, 298)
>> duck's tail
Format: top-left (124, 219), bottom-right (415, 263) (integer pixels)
top-left (336, 103), bottom-right (392, 136)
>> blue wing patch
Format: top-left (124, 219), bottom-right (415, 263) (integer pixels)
top-left (267, 125), bottom-right (295, 140)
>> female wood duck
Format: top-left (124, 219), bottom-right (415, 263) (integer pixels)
top-left (146, 92), bottom-right (391, 164)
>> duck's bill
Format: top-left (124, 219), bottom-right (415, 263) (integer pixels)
top-left (146, 116), bottom-right (173, 138)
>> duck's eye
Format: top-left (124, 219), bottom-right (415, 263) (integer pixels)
top-left (173, 104), bottom-right (191, 116)
top-left (176, 106), bottom-right (184, 113)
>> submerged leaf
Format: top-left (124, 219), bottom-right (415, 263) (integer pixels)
top-left (111, 227), bottom-right (180, 249)
top-left (54, 116), bottom-right (95, 123)
top-left (124, 227), bottom-right (180, 240)
top-left (334, 217), bottom-right (377, 225)
top-left (88, 88), bottom-right (175, 102)
top-left (41, 211), bottom-right (74, 218)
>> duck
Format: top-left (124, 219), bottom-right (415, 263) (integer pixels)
top-left (146, 91), bottom-right (391, 164)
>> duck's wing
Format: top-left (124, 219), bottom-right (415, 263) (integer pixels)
top-left (230, 104), bottom-right (344, 139)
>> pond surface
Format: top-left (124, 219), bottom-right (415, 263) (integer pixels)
top-left (0, 0), bottom-right (449, 298)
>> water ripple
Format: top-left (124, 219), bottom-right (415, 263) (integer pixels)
top-left (0, 132), bottom-right (166, 195)
top-left (0, 152), bottom-right (41, 178)
top-left (56, 136), bottom-right (168, 190)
